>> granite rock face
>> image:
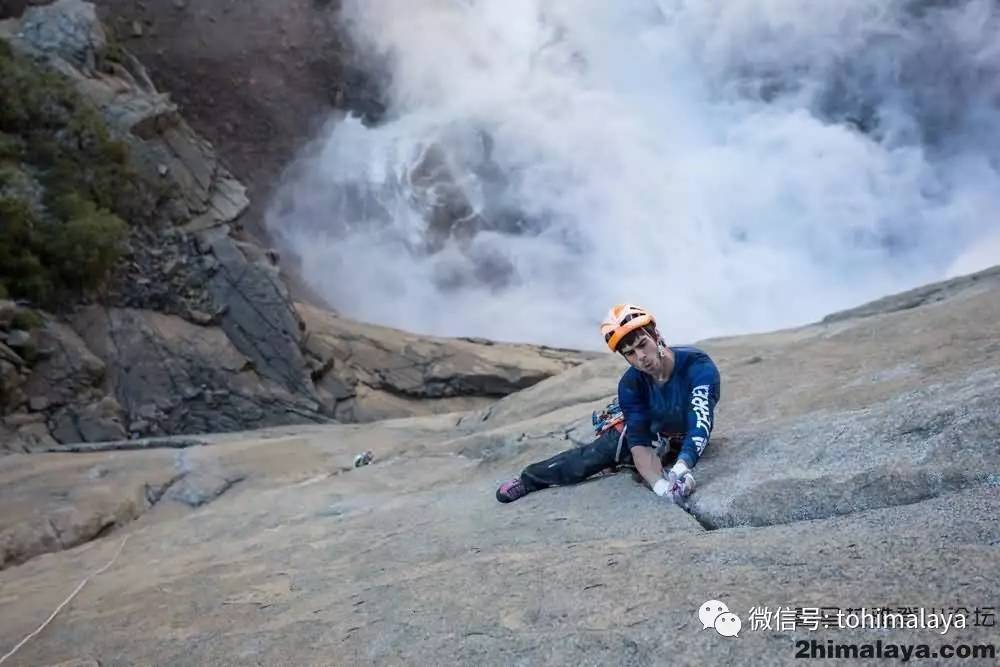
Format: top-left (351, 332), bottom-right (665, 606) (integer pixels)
top-left (0, 267), bottom-right (997, 666)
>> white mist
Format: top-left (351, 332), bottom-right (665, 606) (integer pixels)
top-left (267, 0), bottom-right (1000, 349)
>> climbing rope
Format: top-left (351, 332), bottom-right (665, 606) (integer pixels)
top-left (0, 534), bottom-right (130, 665)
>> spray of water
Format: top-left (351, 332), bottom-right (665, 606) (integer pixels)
top-left (266, 0), bottom-right (1000, 349)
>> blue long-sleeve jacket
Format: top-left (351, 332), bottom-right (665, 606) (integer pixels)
top-left (617, 346), bottom-right (721, 469)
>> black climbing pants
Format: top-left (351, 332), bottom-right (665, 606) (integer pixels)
top-left (519, 429), bottom-right (682, 491)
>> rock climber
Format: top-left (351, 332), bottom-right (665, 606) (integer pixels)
top-left (495, 304), bottom-right (721, 505)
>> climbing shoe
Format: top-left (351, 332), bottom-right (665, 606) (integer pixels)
top-left (496, 477), bottom-right (530, 503)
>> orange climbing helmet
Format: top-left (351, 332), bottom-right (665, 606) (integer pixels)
top-left (600, 304), bottom-right (655, 352)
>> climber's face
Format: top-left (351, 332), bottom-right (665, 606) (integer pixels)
top-left (618, 329), bottom-right (672, 378)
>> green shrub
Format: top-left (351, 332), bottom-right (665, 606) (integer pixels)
top-left (10, 308), bottom-right (42, 330)
top-left (0, 133), bottom-right (25, 160)
top-left (1, 39), bottom-right (148, 216)
top-left (0, 39), bottom-right (149, 306)
top-left (42, 194), bottom-right (127, 289)
top-left (0, 197), bottom-right (49, 303)
top-left (0, 193), bottom-right (127, 304)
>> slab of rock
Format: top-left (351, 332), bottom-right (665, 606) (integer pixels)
top-left (70, 306), bottom-right (327, 436)
top-left (298, 302), bottom-right (598, 422)
top-left (331, 383), bottom-right (495, 424)
top-left (0, 447), bottom-right (178, 569)
top-left (0, 269), bottom-right (997, 665)
top-left (453, 264), bottom-right (1000, 530)
top-left (23, 319), bottom-right (106, 410)
top-left (822, 263), bottom-right (1000, 323)
top-left (49, 395), bottom-right (127, 444)
top-left (204, 235), bottom-right (317, 398)
top-left (454, 353), bottom-right (623, 431)
top-left (13, 421), bottom-right (57, 451)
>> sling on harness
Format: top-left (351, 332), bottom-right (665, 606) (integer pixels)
top-left (592, 398), bottom-right (628, 463)
top-left (591, 398), bottom-right (684, 467)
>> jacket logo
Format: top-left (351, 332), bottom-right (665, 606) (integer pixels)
top-left (691, 385), bottom-right (712, 432)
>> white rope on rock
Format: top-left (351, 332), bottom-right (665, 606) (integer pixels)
top-left (0, 534), bottom-right (130, 666)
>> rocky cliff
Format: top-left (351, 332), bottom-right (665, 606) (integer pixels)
top-left (0, 265), bottom-right (996, 665)
top-left (91, 0), bottom-right (387, 242)
top-left (0, 0), bottom-right (591, 452)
